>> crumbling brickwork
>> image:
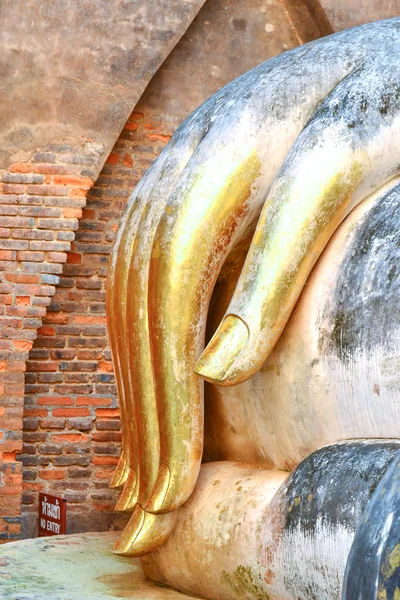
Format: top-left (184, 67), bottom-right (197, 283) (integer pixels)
top-left (0, 147), bottom-right (100, 541)
top-left (20, 112), bottom-right (177, 537)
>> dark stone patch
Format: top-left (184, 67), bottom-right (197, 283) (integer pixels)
top-left (342, 454), bottom-right (400, 599)
top-left (320, 184), bottom-right (400, 362)
top-left (231, 18), bottom-right (247, 31)
top-left (273, 441), bottom-right (400, 534)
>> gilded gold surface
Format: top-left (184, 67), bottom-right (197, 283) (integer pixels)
top-left (196, 154), bottom-right (364, 384)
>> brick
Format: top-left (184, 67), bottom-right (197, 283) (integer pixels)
top-left (147, 133), bottom-right (172, 143)
top-left (0, 239), bottom-right (28, 250)
top-left (51, 456), bottom-right (76, 466)
top-left (0, 250), bottom-right (16, 260)
top-left (9, 163), bottom-right (33, 173)
top-left (23, 418), bottom-right (38, 431)
top-left (54, 384), bottom-right (93, 395)
top-left (3, 173), bottom-right (44, 184)
top-left (68, 338), bottom-right (105, 348)
top-left (37, 373), bottom-right (63, 383)
top-left (67, 468), bottom-right (92, 479)
top-left (47, 251), bottom-right (68, 263)
top-left (29, 241), bottom-right (70, 252)
top-left (5, 273), bottom-right (39, 284)
top-left (16, 251), bottom-right (44, 262)
top-left (37, 396), bottom-right (74, 406)
top-left (96, 420), bottom-right (121, 431)
top-left (59, 361), bottom-right (97, 372)
top-left (27, 362), bottom-right (57, 373)
top-left (21, 431), bottom-right (47, 442)
top-left (38, 444), bottom-right (63, 455)
top-left (22, 492), bottom-right (35, 504)
top-left (64, 444), bottom-right (91, 455)
top-left (76, 350), bottom-right (102, 360)
top-left (1, 183), bottom-right (27, 194)
top-left (76, 279), bottom-right (102, 290)
top-left (53, 408), bottom-right (90, 417)
top-left (7, 306), bottom-right (45, 317)
top-left (13, 340), bottom-right (33, 352)
top-left (37, 218), bottom-right (78, 231)
top-left (76, 396), bottom-right (112, 406)
top-left (39, 418), bottom-right (66, 429)
top-left (39, 469), bottom-right (65, 480)
top-left (92, 456), bottom-right (119, 466)
top-left (37, 325), bottom-right (55, 336)
top-left (72, 315), bottom-right (107, 325)
top-left (23, 482), bottom-right (44, 492)
top-left (93, 445), bottom-right (119, 456)
top-left (50, 433), bottom-right (90, 443)
top-left (33, 163), bottom-right (69, 174)
top-left (0, 206), bottom-right (18, 216)
top-left (95, 384), bottom-right (116, 395)
top-left (0, 216), bottom-right (34, 228)
top-left (0, 485), bottom-right (22, 495)
top-left (44, 313), bottom-right (69, 325)
top-left (95, 467), bottom-right (117, 478)
top-left (19, 206), bottom-right (61, 217)
top-left (57, 230), bottom-right (75, 242)
top-left (65, 374), bottom-right (90, 383)
top-left (53, 175), bottom-right (93, 188)
top-left (64, 493), bottom-right (87, 503)
top-left (92, 432), bottom-right (121, 442)
top-left (27, 185), bottom-right (69, 196)
top-left (51, 349), bottom-right (75, 360)
top-left (42, 274), bottom-right (60, 285)
top-left (22, 261), bottom-right (62, 275)
top-left (23, 470), bottom-right (38, 481)
top-left (24, 409), bottom-right (47, 418)
top-left (44, 196), bottom-right (86, 208)
top-left (68, 417), bottom-right (92, 431)
top-left (96, 408), bottom-right (120, 419)
top-left (12, 228), bottom-right (53, 240)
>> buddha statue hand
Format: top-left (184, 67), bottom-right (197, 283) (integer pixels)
top-left (106, 18), bottom-right (400, 556)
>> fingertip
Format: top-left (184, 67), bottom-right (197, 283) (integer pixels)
top-left (194, 314), bottom-right (249, 386)
top-left (145, 464), bottom-right (170, 514)
top-left (113, 505), bottom-right (177, 557)
top-left (115, 470), bottom-right (139, 512)
top-left (110, 452), bottom-right (129, 489)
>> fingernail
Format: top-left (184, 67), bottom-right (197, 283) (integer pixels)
top-left (113, 506), bottom-right (177, 557)
top-left (115, 470), bottom-right (138, 512)
top-left (145, 464), bottom-right (170, 514)
top-left (110, 452), bottom-right (129, 488)
top-left (194, 314), bottom-right (249, 385)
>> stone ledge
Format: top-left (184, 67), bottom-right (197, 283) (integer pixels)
top-left (0, 532), bottom-right (199, 599)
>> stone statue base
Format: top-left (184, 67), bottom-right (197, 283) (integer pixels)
top-left (0, 532), bottom-right (198, 600)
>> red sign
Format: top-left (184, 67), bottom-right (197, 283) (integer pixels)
top-left (38, 492), bottom-right (66, 537)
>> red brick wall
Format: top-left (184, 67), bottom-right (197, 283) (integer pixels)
top-left (20, 111), bottom-right (177, 537)
top-left (0, 147), bottom-right (101, 542)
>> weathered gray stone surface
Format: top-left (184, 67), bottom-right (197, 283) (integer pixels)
top-left (0, 532), bottom-right (196, 599)
top-left (139, 0), bottom-right (328, 124)
top-left (0, 0), bottom-right (206, 168)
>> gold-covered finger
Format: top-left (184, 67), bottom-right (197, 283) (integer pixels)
top-left (112, 505), bottom-right (178, 557)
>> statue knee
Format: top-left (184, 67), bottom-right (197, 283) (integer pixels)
top-left (142, 441), bottom-right (400, 600)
